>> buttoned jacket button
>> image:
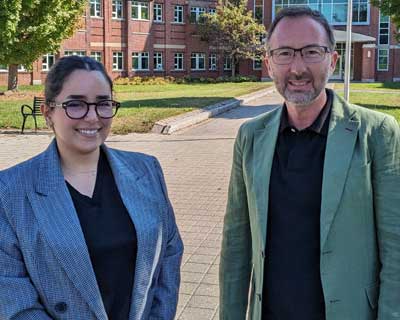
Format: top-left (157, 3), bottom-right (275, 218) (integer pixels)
top-left (55, 302), bottom-right (68, 313)
top-left (261, 250), bottom-right (265, 258)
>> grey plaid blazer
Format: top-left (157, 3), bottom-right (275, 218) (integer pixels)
top-left (0, 140), bottom-right (183, 320)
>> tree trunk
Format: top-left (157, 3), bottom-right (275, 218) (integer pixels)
top-left (7, 64), bottom-right (18, 91)
top-left (231, 57), bottom-right (236, 77)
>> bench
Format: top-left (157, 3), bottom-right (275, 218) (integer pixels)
top-left (20, 96), bottom-right (45, 134)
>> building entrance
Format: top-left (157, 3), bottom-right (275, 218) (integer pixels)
top-left (331, 43), bottom-right (354, 80)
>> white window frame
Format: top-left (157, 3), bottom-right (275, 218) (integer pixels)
top-left (90, 51), bottom-right (102, 62)
top-left (132, 52), bottom-right (149, 70)
top-left (224, 56), bottom-right (232, 70)
top-left (209, 53), bottom-right (217, 70)
top-left (191, 53), bottom-right (205, 70)
top-left (253, 57), bottom-right (262, 70)
top-left (377, 49), bottom-right (389, 71)
top-left (154, 52), bottom-right (163, 70)
top-left (174, 5), bottom-right (183, 23)
top-left (378, 12), bottom-right (390, 45)
top-left (90, 0), bottom-right (102, 17)
top-left (132, 1), bottom-right (149, 20)
top-left (64, 50), bottom-right (86, 56)
top-left (174, 53), bottom-right (184, 70)
top-left (153, 3), bottom-right (163, 22)
top-left (42, 54), bottom-right (55, 71)
top-left (272, 0), bottom-right (369, 26)
top-left (112, 0), bottom-right (124, 19)
top-left (113, 52), bottom-right (124, 71)
top-left (190, 7), bottom-right (206, 23)
top-left (209, 8), bottom-right (216, 14)
top-left (254, 0), bottom-right (263, 24)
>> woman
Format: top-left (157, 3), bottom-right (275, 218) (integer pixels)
top-left (0, 56), bottom-right (183, 319)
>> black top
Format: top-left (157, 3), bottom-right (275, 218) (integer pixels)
top-left (66, 151), bottom-right (137, 320)
top-left (262, 89), bottom-right (333, 320)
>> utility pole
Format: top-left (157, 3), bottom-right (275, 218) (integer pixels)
top-left (344, 0), bottom-right (353, 102)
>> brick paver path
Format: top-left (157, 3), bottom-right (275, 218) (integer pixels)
top-left (0, 91), bottom-right (283, 319)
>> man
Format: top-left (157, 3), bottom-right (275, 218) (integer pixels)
top-left (220, 6), bottom-right (400, 320)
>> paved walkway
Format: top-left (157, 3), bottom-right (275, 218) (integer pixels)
top-left (0, 91), bottom-right (283, 319)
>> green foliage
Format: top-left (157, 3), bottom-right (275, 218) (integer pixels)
top-left (197, 0), bottom-right (266, 76)
top-left (0, 0), bottom-right (87, 66)
top-left (370, 0), bottom-right (400, 40)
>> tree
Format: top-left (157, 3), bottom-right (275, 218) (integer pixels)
top-left (370, 0), bottom-right (400, 40)
top-left (198, 0), bottom-right (266, 77)
top-left (0, 0), bottom-right (87, 91)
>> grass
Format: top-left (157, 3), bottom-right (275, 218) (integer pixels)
top-left (0, 82), bottom-right (273, 134)
top-left (332, 82), bottom-right (400, 91)
top-left (333, 84), bottom-right (400, 123)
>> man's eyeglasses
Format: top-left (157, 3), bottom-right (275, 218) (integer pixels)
top-left (269, 45), bottom-right (331, 65)
top-left (50, 100), bottom-right (121, 119)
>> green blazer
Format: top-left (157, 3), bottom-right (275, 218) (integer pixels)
top-left (220, 91), bottom-right (400, 320)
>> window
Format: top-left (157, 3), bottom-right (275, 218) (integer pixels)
top-left (253, 57), bottom-right (262, 70)
top-left (190, 7), bottom-right (206, 23)
top-left (42, 54), bottom-right (55, 71)
top-left (113, 52), bottom-right (124, 70)
top-left (378, 49), bottom-right (389, 71)
top-left (112, 0), bottom-right (123, 19)
top-left (132, 1), bottom-right (149, 20)
top-left (174, 5), bottom-right (183, 23)
top-left (379, 13), bottom-right (390, 45)
top-left (154, 52), bottom-right (163, 70)
top-left (90, 51), bottom-right (102, 62)
top-left (191, 53), bottom-right (205, 70)
top-left (0, 64), bottom-right (7, 71)
top-left (18, 65), bottom-right (27, 72)
top-left (209, 53), bottom-right (217, 70)
top-left (274, 0), bottom-right (369, 25)
top-left (132, 52), bottom-right (149, 70)
top-left (90, 0), bottom-right (102, 17)
top-left (154, 3), bottom-right (163, 22)
top-left (224, 56), bottom-right (232, 70)
top-left (209, 8), bottom-right (216, 14)
top-left (174, 53), bottom-right (184, 70)
top-left (64, 50), bottom-right (86, 56)
top-left (254, 0), bottom-right (263, 23)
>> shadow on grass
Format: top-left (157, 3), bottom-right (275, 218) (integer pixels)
top-left (120, 97), bottom-right (233, 109)
top-left (357, 104), bottom-right (400, 111)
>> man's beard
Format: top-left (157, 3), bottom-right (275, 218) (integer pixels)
top-left (277, 71), bottom-right (329, 107)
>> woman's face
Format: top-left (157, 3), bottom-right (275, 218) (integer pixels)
top-left (43, 69), bottom-right (113, 157)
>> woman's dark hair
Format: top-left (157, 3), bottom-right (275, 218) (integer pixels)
top-left (266, 6), bottom-right (336, 51)
top-left (44, 55), bottom-right (113, 104)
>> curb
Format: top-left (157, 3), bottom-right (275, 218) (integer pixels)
top-left (152, 86), bottom-right (276, 134)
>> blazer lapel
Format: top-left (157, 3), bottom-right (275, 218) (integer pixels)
top-left (30, 140), bottom-right (107, 319)
top-left (252, 108), bottom-right (282, 250)
top-left (103, 147), bottom-right (164, 320)
top-left (320, 94), bottom-right (360, 248)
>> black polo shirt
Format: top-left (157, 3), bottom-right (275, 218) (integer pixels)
top-left (67, 151), bottom-right (137, 320)
top-left (262, 89), bottom-right (333, 320)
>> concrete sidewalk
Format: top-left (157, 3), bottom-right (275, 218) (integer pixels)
top-left (0, 90), bottom-right (283, 319)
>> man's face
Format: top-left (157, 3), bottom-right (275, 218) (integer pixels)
top-left (265, 16), bottom-right (338, 107)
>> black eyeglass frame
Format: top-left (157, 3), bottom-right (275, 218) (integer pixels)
top-left (268, 45), bottom-right (332, 65)
top-left (49, 99), bottom-right (121, 119)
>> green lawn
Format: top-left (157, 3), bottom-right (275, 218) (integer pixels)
top-left (332, 82), bottom-right (400, 92)
top-left (333, 83), bottom-right (400, 123)
top-left (0, 82), bottom-right (273, 133)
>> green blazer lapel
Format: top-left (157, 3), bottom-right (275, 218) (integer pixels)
top-left (320, 94), bottom-right (360, 248)
top-left (252, 108), bottom-right (282, 249)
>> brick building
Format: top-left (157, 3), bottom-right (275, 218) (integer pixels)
top-left (0, 0), bottom-right (399, 86)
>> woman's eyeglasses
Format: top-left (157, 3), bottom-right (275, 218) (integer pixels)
top-left (50, 100), bottom-right (120, 119)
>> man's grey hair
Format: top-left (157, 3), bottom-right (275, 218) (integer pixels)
top-left (266, 6), bottom-right (336, 51)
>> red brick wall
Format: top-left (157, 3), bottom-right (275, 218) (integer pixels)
top-left (1, 0), bottom-right (399, 86)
